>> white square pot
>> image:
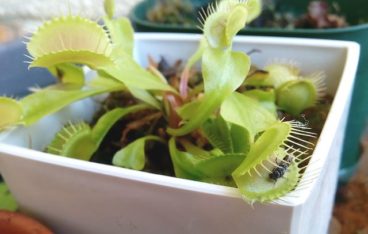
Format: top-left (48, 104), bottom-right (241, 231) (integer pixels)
top-left (0, 34), bottom-right (360, 234)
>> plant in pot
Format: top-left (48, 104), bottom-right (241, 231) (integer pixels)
top-left (131, 0), bottom-right (368, 182)
top-left (0, 0), bottom-right (359, 233)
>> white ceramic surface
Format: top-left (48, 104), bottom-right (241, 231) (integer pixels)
top-left (0, 34), bottom-right (360, 234)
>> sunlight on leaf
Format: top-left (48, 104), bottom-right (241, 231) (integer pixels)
top-left (0, 97), bottom-right (23, 130)
top-left (27, 15), bottom-right (114, 69)
top-left (220, 92), bottom-right (277, 140)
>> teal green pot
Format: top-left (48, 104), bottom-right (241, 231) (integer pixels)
top-left (130, 0), bottom-right (368, 182)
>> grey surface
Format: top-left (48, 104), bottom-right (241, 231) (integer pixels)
top-left (0, 39), bottom-right (54, 97)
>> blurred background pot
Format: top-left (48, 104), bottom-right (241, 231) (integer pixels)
top-left (0, 210), bottom-right (53, 234)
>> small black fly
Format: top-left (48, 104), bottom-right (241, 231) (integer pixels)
top-left (269, 156), bottom-right (292, 182)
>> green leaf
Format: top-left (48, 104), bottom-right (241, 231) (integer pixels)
top-left (169, 91), bottom-right (223, 136)
top-left (196, 153), bottom-right (245, 179)
top-left (243, 89), bottom-right (277, 116)
top-left (104, 17), bottom-right (134, 57)
top-left (225, 5), bottom-right (248, 45)
top-left (203, 48), bottom-right (249, 93)
top-left (3, 76), bottom-right (123, 129)
top-left (127, 87), bottom-right (161, 110)
top-left (112, 136), bottom-right (163, 170)
top-left (168, 138), bottom-right (245, 186)
top-left (87, 76), bottom-right (126, 90)
top-left (48, 63), bottom-right (84, 86)
top-left (202, 117), bottom-right (233, 153)
top-left (0, 183), bottom-right (18, 211)
top-left (102, 52), bottom-right (175, 92)
top-left (202, 117), bottom-right (251, 155)
top-left (168, 48), bottom-right (250, 136)
top-left (104, 0), bottom-right (115, 19)
top-left (183, 38), bottom-right (206, 71)
top-left (246, 0), bottom-right (262, 23)
top-left (168, 138), bottom-right (205, 180)
top-left (232, 123), bottom-right (291, 177)
top-left (229, 123), bottom-right (251, 154)
top-left (91, 105), bottom-right (150, 145)
top-left (90, 76), bottom-right (161, 109)
top-left (0, 97), bottom-right (23, 130)
top-left (20, 88), bottom-right (112, 125)
top-left (180, 140), bottom-right (212, 160)
top-left (220, 92), bottom-right (277, 140)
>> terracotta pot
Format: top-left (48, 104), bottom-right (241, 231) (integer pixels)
top-left (0, 210), bottom-right (53, 234)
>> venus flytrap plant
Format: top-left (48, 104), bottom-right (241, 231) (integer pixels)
top-left (277, 80), bottom-right (318, 116)
top-left (0, 0), bottom-right (330, 204)
top-left (112, 135), bottom-right (165, 170)
top-left (244, 61), bottom-right (327, 116)
top-left (0, 84), bottom-right (124, 130)
top-left (47, 105), bottom-right (150, 161)
top-left (168, 0), bottom-right (263, 136)
top-left (26, 15), bottom-right (115, 69)
top-left (27, 6), bottom-right (173, 101)
top-left (232, 121), bottom-right (315, 203)
top-left (275, 71), bottom-right (327, 116)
